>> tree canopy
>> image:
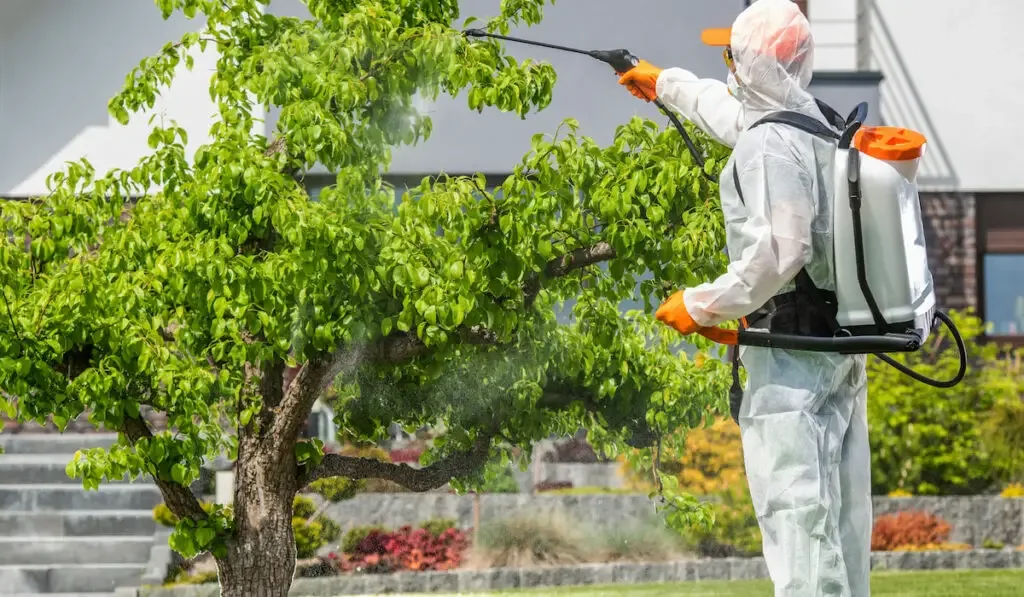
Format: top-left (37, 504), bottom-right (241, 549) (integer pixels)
top-left (0, 0), bottom-right (732, 593)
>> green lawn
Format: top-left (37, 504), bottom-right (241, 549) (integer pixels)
top-left (401, 569), bottom-right (1024, 597)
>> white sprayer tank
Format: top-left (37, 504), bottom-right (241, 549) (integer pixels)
top-left (833, 126), bottom-right (936, 340)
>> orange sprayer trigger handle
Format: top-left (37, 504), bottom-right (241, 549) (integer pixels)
top-left (697, 326), bottom-right (739, 346)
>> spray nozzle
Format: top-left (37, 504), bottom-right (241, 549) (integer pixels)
top-left (588, 49), bottom-right (640, 74)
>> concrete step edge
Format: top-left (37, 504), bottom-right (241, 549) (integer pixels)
top-left (0, 563), bottom-right (146, 570)
top-left (0, 483), bottom-right (157, 490)
top-left (0, 509), bottom-right (156, 516)
top-left (0, 536), bottom-right (156, 543)
top-left (0, 454), bottom-right (80, 462)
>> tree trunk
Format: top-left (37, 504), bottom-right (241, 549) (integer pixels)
top-left (216, 436), bottom-right (298, 597)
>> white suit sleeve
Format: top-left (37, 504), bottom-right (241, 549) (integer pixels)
top-left (681, 152), bottom-right (815, 327)
top-left (655, 67), bottom-right (745, 148)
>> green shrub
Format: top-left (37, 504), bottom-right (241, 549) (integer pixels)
top-left (291, 495), bottom-right (341, 558)
top-left (980, 382), bottom-right (1024, 486)
top-left (293, 516), bottom-right (329, 559)
top-left (477, 460), bottom-right (520, 494)
top-left (320, 517), bottom-right (341, 543)
top-left (421, 518), bottom-right (458, 537)
top-left (868, 310), bottom-right (1023, 495)
top-left (165, 569), bottom-right (219, 586)
top-left (292, 495), bottom-right (317, 519)
top-left (341, 524), bottom-right (388, 553)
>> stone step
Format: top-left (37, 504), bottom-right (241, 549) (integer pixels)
top-left (0, 484), bottom-right (161, 511)
top-left (0, 433), bottom-right (120, 454)
top-left (0, 510), bottom-right (157, 537)
top-left (0, 536), bottom-right (154, 566)
top-left (0, 454), bottom-right (138, 485)
top-left (0, 564), bottom-right (145, 593)
top-left (0, 594), bottom-right (117, 597)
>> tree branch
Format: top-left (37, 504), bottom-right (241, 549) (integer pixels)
top-left (524, 241), bottom-right (616, 307)
top-left (368, 242), bottom-right (614, 367)
top-left (272, 346), bottom-right (365, 445)
top-left (298, 431), bottom-right (494, 491)
top-left (370, 325), bottom-right (499, 366)
top-left (121, 416), bottom-right (208, 522)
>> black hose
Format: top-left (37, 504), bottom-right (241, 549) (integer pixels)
top-left (874, 310), bottom-right (968, 388)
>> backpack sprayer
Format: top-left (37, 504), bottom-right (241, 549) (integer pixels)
top-left (463, 28), bottom-right (968, 389)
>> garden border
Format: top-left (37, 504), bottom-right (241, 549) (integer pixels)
top-left (137, 550), bottom-right (1024, 597)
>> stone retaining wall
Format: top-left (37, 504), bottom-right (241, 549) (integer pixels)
top-left (323, 494), bottom-right (1024, 547)
top-left (138, 550), bottom-right (1024, 597)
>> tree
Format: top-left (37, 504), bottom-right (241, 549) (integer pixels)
top-left (0, 1), bottom-right (732, 595)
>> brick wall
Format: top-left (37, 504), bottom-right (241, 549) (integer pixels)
top-left (920, 192), bottom-right (977, 311)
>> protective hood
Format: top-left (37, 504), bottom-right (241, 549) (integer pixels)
top-left (730, 0), bottom-right (818, 121)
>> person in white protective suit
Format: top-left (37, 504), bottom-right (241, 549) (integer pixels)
top-left (618, 1), bottom-right (871, 596)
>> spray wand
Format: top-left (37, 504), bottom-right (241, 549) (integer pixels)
top-left (463, 29), bottom-right (716, 182)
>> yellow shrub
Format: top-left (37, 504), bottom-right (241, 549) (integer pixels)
top-left (888, 489), bottom-right (914, 498)
top-left (1000, 483), bottom-right (1024, 498)
top-left (619, 417), bottom-right (744, 496)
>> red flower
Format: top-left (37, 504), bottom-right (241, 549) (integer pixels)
top-left (329, 525), bottom-right (471, 575)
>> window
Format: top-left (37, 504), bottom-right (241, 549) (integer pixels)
top-left (977, 195), bottom-right (1024, 340)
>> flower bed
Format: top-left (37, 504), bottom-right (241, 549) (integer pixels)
top-left (159, 497), bottom-right (1024, 588)
top-left (326, 525), bottom-right (468, 574)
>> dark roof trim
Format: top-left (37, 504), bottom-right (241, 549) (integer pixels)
top-left (811, 70), bottom-right (884, 84)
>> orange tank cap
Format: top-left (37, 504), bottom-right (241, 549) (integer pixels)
top-left (853, 126), bottom-right (927, 161)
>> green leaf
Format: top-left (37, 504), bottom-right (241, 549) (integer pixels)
top-left (537, 240), bottom-right (553, 259)
top-left (171, 464), bottom-right (186, 485)
top-left (150, 442), bottom-right (166, 464)
top-left (195, 526), bottom-right (216, 547)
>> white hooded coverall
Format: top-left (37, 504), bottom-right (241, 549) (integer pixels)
top-left (654, 1), bottom-right (871, 595)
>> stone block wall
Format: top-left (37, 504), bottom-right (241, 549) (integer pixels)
top-left (324, 493), bottom-right (1024, 548)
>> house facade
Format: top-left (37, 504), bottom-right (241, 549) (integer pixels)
top-left (1, 0), bottom-right (1020, 341)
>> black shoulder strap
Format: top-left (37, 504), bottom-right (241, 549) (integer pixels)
top-left (730, 117), bottom-right (842, 336)
top-left (749, 111), bottom-right (840, 140)
top-left (815, 98), bottom-right (846, 131)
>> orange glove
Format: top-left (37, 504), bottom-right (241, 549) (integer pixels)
top-left (655, 290), bottom-right (701, 335)
top-left (618, 60), bottom-right (663, 102)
